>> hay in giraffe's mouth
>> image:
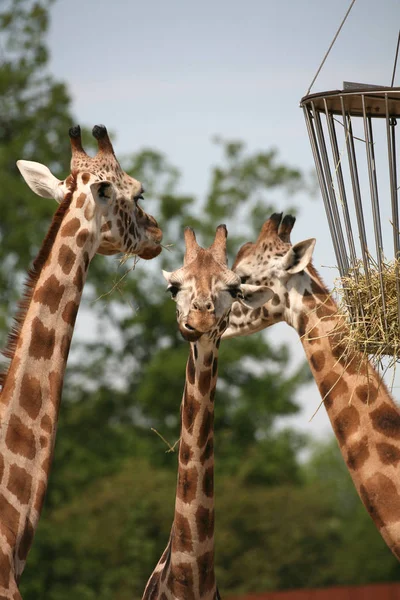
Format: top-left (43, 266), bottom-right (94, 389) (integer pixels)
top-left (334, 255), bottom-right (400, 367)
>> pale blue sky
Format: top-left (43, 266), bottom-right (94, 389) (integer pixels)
top-left (48, 0), bottom-right (399, 196)
top-left (47, 0), bottom-right (400, 437)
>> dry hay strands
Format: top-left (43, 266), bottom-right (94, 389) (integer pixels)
top-left (335, 256), bottom-right (400, 366)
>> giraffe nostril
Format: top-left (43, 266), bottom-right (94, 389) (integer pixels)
top-left (206, 302), bottom-right (213, 311)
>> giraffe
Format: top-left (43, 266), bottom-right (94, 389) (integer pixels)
top-left (222, 211), bottom-right (400, 561)
top-left (0, 125), bottom-right (162, 598)
top-left (142, 225), bottom-right (272, 600)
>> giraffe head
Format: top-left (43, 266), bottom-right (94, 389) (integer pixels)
top-left (16, 125), bottom-right (162, 259)
top-left (223, 213), bottom-right (316, 336)
top-left (163, 225), bottom-right (273, 342)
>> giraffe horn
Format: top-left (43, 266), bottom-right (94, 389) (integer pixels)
top-left (92, 124), bottom-right (115, 155)
top-left (258, 212), bottom-right (283, 239)
top-left (278, 214), bottom-right (296, 243)
top-left (209, 224), bottom-right (228, 265)
top-left (69, 125), bottom-right (89, 157)
top-left (184, 227), bottom-right (201, 265)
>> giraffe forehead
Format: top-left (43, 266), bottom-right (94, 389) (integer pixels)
top-left (72, 156), bottom-right (140, 197)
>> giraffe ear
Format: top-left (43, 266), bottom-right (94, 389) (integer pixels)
top-left (17, 160), bottom-right (64, 202)
top-left (90, 181), bottom-right (116, 212)
top-left (239, 284), bottom-right (274, 309)
top-left (162, 270), bottom-right (172, 283)
top-left (282, 238), bottom-right (316, 274)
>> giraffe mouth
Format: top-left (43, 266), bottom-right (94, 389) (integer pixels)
top-left (179, 323), bottom-right (203, 342)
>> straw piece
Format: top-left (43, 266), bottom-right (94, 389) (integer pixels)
top-left (335, 255), bottom-right (400, 367)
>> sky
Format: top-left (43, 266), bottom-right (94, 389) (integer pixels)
top-left (46, 0), bottom-right (400, 438)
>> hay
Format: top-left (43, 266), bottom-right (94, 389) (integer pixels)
top-left (335, 255), bottom-right (400, 365)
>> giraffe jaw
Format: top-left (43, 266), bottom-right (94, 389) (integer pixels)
top-left (179, 323), bottom-right (204, 342)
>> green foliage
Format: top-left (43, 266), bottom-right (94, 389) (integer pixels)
top-left (0, 0), bottom-right (73, 338)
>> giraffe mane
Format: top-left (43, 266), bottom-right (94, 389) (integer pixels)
top-left (0, 179), bottom-right (77, 389)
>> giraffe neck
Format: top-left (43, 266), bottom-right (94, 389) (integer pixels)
top-left (143, 337), bottom-right (219, 600)
top-left (294, 268), bottom-right (400, 560)
top-left (0, 182), bottom-right (101, 589)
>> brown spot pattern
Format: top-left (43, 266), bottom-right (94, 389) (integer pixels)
top-left (19, 373), bottom-right (42, 420)
top-left (6, 415), bottom-right (35, 459)
top-left (356, 384), bottom-right (379, 405)
top-left (212, 357), bottom-right (218, 378)
top-left (346, 436), bottom-right (370, 471)
top-left (200, 437), bottom-right (214, 464)
top-left (0, 548), bottom-right (11, 588)
top-left (49, 371), bottom-right (62, 409)
top-left (203, 466), bottom-right (213, 498)
top-left (173, 512), bottom-right (193, 553)
top-left (179, 439), bottom-right (192, 465)
top-left (60, 333), bottom-right (72, 362)
top-left (309, 350), bottom-right (325, 373)
top-left (319, 372), bottom-right (349, 409)
top-left (62, 300), bottom-right (79, 326)
top-left (198, 550), bottom-right (215, 596)
top-left (18, 519), bottom-right (34, 560)
top-left (377, 442), bottom-right (400, 466)
top-left (333, 405), bottom-right (360, 446)
top-left (360, 473), bottom-right (400, 529)
top-left (143, 571), bottom-right (160, 599)
top-left (29, 317), bottom-right (55, 360)
top-left (198, 369), bottom-right (212, 397)
top-left (33, 275), bottom-right (65, 313)
top-left (73, 265), bottom-right (84, 292)
top-left (58, 245), bottom-right (76, 275)
top-left (182, 392), bottom-right (200, 431)
top-left (40, 415), bottom-right (52, 434)
top-left (297, 314), bottom-right (309, 337)
top-left (198, 409), bottom-right (212, 449)
top-left (272, 293), bottom-right (280, 306)
top-left (177, 466), bottom-right (198, 503)
top-left (76, 193), bottom-right (86, 208)
top-left (81, 173), bottom-right (90, 184)
top-left (167, 563), bottom-right (195, 600)
top-left (7, 465), bottom-right (32, 505)
top-left (370, 403), bottom-right (400, 440)
top-left (0, 454), bottom-right (4, 484)
top-left (61, 217), bottom-right (81, 237)
top-left (203, 352), bottom-right (213, 367)
top-left (307, 324), bottom-right (320, 344)
top-left (196, 506), bottom-right (214, 543)
top-left (0, 495), bottom-right (19, 541)
top-left (76, 229), bottom-right (89, 247)
top-left (34, 480), bottom-right (46, 514)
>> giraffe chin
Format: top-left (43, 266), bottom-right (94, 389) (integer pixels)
top-left (178, 326), bottom-right (203, 342)
top-left (138, 245), bottom-right (162, 260)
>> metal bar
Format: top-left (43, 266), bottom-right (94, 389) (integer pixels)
top-left (340, 96), bottom-right (371, 284)
top-left (362, 94), bottom-right (388, 326)
top-left (302, 104), bottom-right (344, 276)
top-left (312, 104), bottom-right (348, 278)
top-left (322, 100), bottom-right (351, 275)
top-left (385, 93), bottom-right (400, 327)
top-left (325, 105), bottom-right (355, 273)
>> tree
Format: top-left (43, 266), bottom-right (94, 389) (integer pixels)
top-left (0, 0), bottom-right (74, 337)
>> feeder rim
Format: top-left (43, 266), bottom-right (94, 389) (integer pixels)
top-left (300, 85), bottom-right (400, 118)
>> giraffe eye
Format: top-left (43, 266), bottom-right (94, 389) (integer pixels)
top-left (240, 275), bottom-right (249, 284)
top-left (227, 288), bottom-right (241, 299)
top-left (167, 285), bottom-right (180, 298)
